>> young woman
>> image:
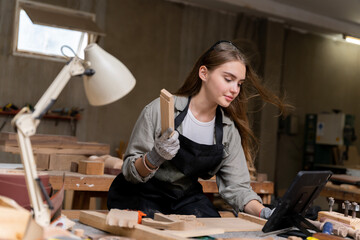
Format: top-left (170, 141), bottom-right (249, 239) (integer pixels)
top-left (107, 40), bottom-right (289, 219)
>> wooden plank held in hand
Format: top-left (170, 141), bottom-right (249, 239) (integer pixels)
top-left (160, 89), bottom-right (174, 135)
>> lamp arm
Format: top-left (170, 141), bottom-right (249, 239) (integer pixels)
top-left (11, 57), bottom-right (86, 227)
top-left (32, 57), bottom-right (86, 119)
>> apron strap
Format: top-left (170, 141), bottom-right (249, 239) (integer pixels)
top-left (175, 97), bottom-right (223, 145)
top-left (175, 97), bottom-right (190, 129)
top-left (215, 106), bottom-right (223, 145)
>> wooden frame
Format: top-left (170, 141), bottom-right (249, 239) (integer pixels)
top-left (160, 89), bottom-right (174, 134)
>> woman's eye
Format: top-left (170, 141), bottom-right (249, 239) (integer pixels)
top-left (225, 78), bottom-right (231, 82)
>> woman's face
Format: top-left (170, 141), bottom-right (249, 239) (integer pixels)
top-left (200, 60), bottom-right (246, 108)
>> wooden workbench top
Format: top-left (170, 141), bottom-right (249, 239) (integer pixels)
top-left (46, 171), bottom-right (274, 194)
top-left (320, 181), bottom-right (360, 202)
top-left (46, 171), bottom-right (115, 191)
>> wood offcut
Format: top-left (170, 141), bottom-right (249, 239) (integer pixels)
top-left (78, 160), bottom-right (104, 175)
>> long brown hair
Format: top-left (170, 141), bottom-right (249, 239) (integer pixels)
top-left (175, 41), bottom-right (291, 169)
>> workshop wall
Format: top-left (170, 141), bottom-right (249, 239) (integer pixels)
top-left (275, 30), bottom-right (360, 195)
top-left (0, 0), bottom-right (252, 163)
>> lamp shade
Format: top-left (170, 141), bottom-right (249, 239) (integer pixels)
top-left (83, 43), bottom-right (136, 106)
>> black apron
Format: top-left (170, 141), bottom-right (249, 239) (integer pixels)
top-left (107, 98), bottom-right (224, 218)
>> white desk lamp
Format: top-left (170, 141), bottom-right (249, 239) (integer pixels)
top-left (11, 43), bottom-right (136, 226)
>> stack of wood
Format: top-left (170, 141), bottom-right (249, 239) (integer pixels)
top-left (317, 211), bottom-right (360, 240)
top-left (0, 132), bottom-right (110, 173)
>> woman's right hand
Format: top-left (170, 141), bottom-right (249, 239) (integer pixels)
top-left (147, 128), bottom-right (180, 167)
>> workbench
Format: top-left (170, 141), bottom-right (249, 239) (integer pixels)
top-left (70, 218), bottom-right (283, 239)
top-left (320, 181), bottom-right (360, 205)
top-left (46, 171), bottom-right (274, 209)
top-left (61, 210), bottom-right (285, 239)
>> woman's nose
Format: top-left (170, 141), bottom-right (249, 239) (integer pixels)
top-left (230, 83), bottom-right (239, 93)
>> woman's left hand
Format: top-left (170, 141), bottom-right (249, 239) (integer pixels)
top-left (260, 207), bottom-right (275, 219)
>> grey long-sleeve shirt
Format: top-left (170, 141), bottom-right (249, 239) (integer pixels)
top-left (122, 96), bottom-right (262, 212)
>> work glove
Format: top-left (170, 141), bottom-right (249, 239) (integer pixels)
top-left (147, 128), bottom-right (180, 167)
top-left (260, 207), bottom-right (275, 219)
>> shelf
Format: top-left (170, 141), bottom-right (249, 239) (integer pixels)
top-left (0, 110), bottom-right (81, 121)
top-left (0, 110), bottom-right (80, 135)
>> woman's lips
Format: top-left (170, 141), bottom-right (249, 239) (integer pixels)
top-left (225, 95), bottom-right (233, 101)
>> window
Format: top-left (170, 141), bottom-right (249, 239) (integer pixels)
top-left (13, 0), bottom-right (104, 61)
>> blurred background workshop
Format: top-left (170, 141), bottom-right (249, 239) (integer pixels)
top-left (1, 0), bottom-right (360, 239)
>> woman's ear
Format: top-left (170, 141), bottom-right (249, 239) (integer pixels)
top-left (199, 66), bottom-right (208, 81)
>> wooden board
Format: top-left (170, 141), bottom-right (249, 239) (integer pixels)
top-left (79, 210), bottom-right (186, 240)
top-left (142, 213), bottom-right (203, 231)
top-left (0, 143), bottom-right (110, 155)
top-left (0, 132), bottom-right (110, 155)
top-left (197, 216), bottom-right (264, 232)
top-left (35, 153), bottom-right (50, 169)
top-left (160, 89), bottom-right (174, 134)
top-left (49, 154), bottom-right (87, 171)
top-left (331, 174), bottom-right (360, 186)
top-left (145, 213), bottom-right (263, 237)
top-left (0, 132), bottom-right (77, 142)
top-left (141, 213), bottom-right (264, 237)
top-left (142, 218), bottom-right (188, 230)
top-left (236, 212), bottom-right (267, 226)
top-left (320, 181), bottom-right (360, 203)
top-left (165, 227), bottom-right (224, 238)
top-left (47, 171), bottom-right (115, 191)
top-left (79, 211), bottom-right (224, 238)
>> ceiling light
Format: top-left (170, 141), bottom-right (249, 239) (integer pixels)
top-left (344, 35), bottom-right (360, 45)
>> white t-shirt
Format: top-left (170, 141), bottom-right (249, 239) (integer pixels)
top-left (182, 108), bottom-right (215, 145)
